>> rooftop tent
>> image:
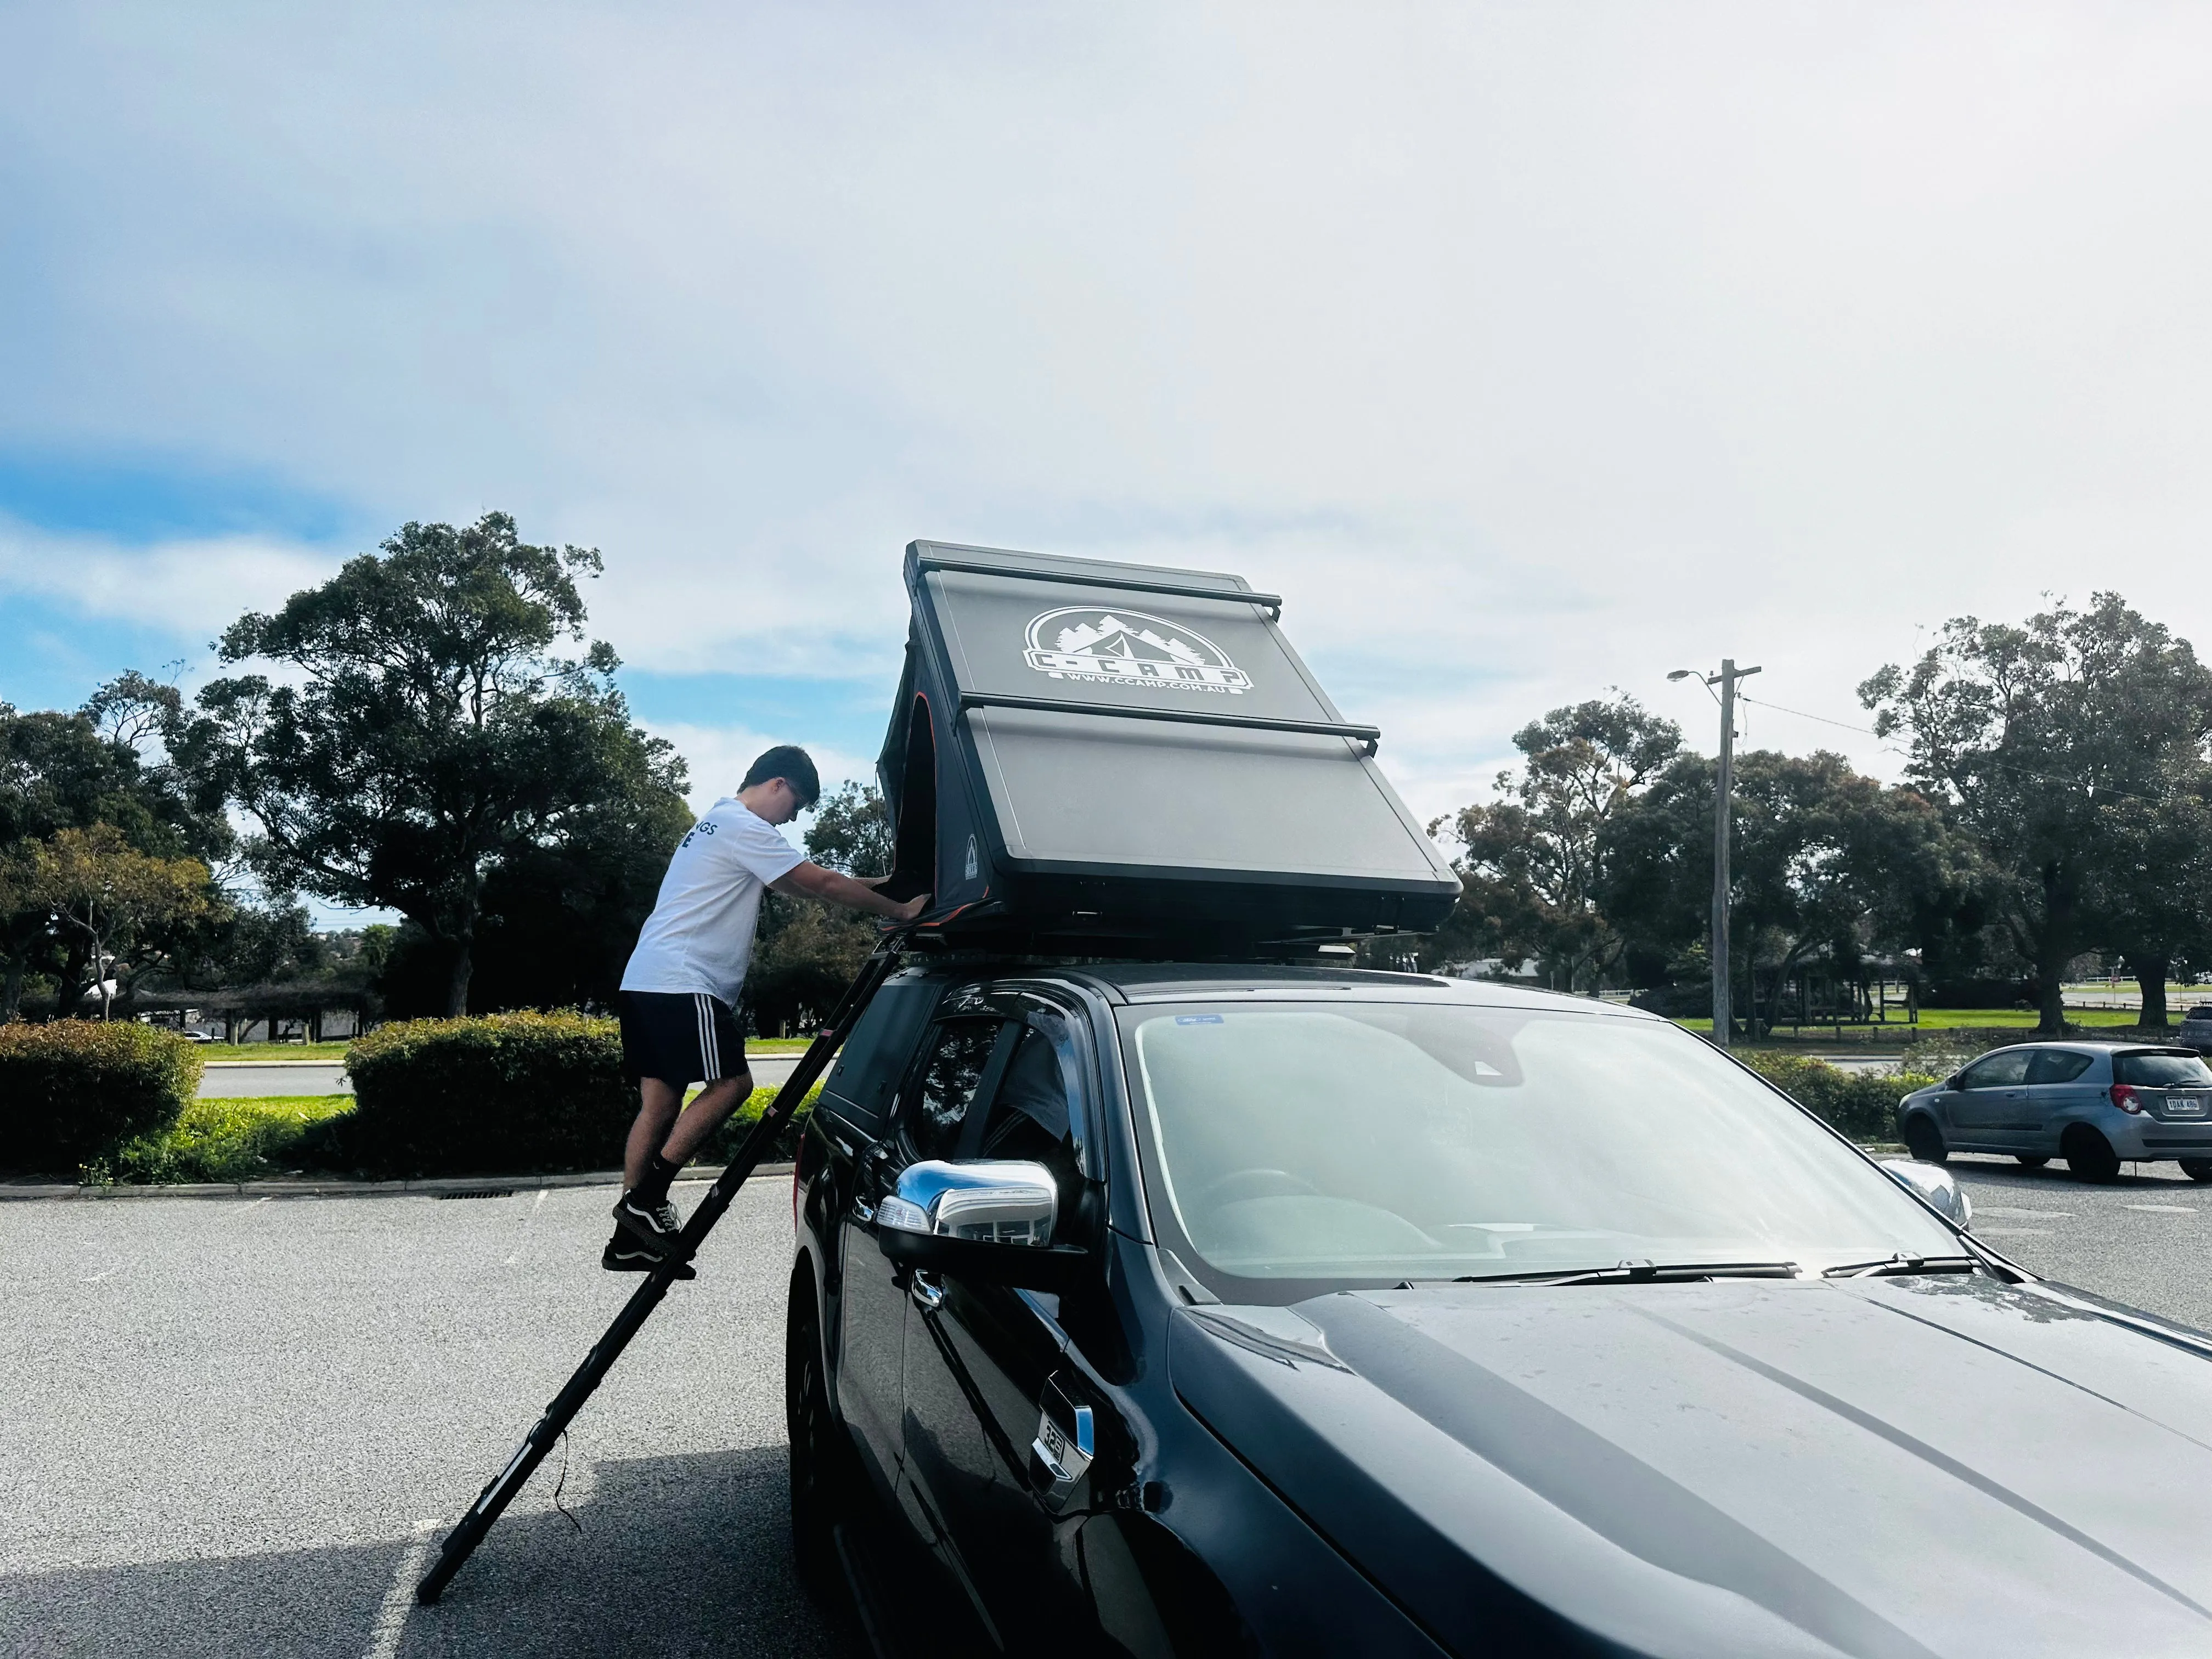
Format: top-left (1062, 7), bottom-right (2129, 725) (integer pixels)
top-left (878, 541), bottom-right (1460, 947)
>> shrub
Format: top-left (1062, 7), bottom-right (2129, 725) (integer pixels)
top-left (339, 1012), bottom-right (636, 1175)
top-left (0, 1020), bottom-right (201, 1175)
top-left (701, 1084), bottom-right (822, 1167)
top-left (116, 1094), bottom-right (352, 1183)
top-left (1739, 1051), bottom-right (1941, 1143)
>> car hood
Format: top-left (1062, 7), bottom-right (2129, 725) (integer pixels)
top-left (1169, 1276), bottom-right (2212, 1658)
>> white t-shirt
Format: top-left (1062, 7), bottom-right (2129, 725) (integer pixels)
top-left (620, 797), bottom-right (806, 1007)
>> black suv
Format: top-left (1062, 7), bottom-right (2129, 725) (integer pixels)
top-left (787, 959), bottom-right (2212, 1657)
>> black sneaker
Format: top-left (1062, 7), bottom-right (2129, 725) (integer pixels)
top-left (612, 1188), bottom-right (684, 1251)
top-left (602, 1230), bottom-right (697, 1279)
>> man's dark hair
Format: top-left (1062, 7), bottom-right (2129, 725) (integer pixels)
top-left (742, 744), bottom-right (821, 809)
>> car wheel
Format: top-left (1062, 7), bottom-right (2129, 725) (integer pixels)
top-left (786, 1269), bottom-right (850, 1604)
top-left (2062, 1126), bottom-right (2121, 1184)
top-left (2014, 1154), bottom-right (2050, 1168)
top-left (1902, 1115), bottom-right (1948, 1164)
top-left (2181, 1159), bottom-right (2212, 1183)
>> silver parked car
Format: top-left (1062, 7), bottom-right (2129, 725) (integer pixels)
top-left (1898, 1042), bottom-right (2212, 1182)
top-left (2176, 1003), bottom-right (2212, 1054)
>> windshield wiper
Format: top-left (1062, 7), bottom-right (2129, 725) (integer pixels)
top-left (1820, 1253), bottom-right (1980, 1279)
top-left (1443, 1259), bottom-right (1803, 1286)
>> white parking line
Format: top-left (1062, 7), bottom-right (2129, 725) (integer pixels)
top-left (504, 1188), bottom-right (550, 1265)
top-left (82, 1262), bottom-right (125, 1284)
top-left (2121, 1204), bottom-right (2196, 1214)
top-left (363, 1516), bottom-right (442, 1659)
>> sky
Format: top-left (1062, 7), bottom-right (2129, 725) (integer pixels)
top-left (8, 3), bottom-right (2212, 919)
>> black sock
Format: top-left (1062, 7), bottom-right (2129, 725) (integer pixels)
top-left (634, 1152), bottom-right (681, 1206)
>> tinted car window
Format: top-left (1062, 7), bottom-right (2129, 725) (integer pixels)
top-left (1122, 1003), bottom-right (1958, 1292)
top-left (1961, 1050), bottom-right (2033, 1088)
top-left (906, 1019), bottom-right (1003, 1161)
top-left (2114, 1051), bottom-right (2212, 1086)
top-left (967, 1026), bottom-right (1082, 1209)
top-left (2025, 1050), bottom-right (2094, 1085)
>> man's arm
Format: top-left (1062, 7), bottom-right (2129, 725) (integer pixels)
top-left (771, 862), bottom-right (929, 922)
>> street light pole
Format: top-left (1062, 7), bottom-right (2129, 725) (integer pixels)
top-left (1672, 659), bottom-right (1760, 1047)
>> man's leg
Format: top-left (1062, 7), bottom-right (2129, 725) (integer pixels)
top-left (657, 1070), bottom-right (755, 1167)
top-left (624, 1078), bottom-right (685, 1192)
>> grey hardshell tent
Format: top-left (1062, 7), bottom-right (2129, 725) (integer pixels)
top-left (877, 541), bottom-right (1459, 949)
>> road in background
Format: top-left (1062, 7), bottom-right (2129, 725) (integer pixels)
top-left (0, 1180), bottom-right (860, 1659)
top-left (198, 1053), bottom-right (803, 1099)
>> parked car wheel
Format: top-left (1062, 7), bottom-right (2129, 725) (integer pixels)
top-left (2015, 1154), bottom-right (2050, 1168)
top-left (786, 1271), bottom-right (850, 1604)
top-left (1902, 1114), bottom-right (1948, 1164)
top-left (2062, 1125), bottom-right (2122, 1184)
top-left (2180, 1159), bottom-right (2212, 1183)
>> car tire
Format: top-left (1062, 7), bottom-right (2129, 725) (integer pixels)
top-left (786, 1268), bottom-right (850, 1604)
top-left (2062, 1126), bottom-right (2121, 1184)
top-left (1902, 1115), bottom-right (1948, 1164)
top-left (2014, 1155), bottom-right (2050, 1168)
top-left (2181, 1159), bottom-right (2212, 1183)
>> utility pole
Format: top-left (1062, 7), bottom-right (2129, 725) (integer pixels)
top-left (1671, 659), bottom-right (1759, 1047)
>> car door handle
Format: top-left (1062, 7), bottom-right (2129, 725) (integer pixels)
top-left (850, 1197), bottom-right (875, 1224)
top-left (909, 1270), bottom-right (944, 1311)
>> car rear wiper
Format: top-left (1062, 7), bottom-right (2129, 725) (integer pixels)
top-left (1444, 1259), bottom-right (1803, 1286)
top-left (1820, 1253), bottom-right (1981, 1279)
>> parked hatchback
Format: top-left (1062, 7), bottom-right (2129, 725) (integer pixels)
top-left (2175, 1005), bottom-right (2212, 1055)
top-left (1898, 1042), bottom-right (2212, 1181)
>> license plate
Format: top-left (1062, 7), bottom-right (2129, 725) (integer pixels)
top-left (2168, 1095), bottom-right (2206, 1116)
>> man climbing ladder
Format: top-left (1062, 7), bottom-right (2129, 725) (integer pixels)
top-left (607, 744), bottom-right (926, 1272)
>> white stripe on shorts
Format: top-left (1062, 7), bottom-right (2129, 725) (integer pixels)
top-left (696, 993), bottom-right (720, 1080)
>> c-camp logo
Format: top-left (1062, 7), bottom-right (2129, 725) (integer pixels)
top-left (1022, 607), bottom-right (1250, 694)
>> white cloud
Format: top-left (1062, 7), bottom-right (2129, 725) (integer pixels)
top-left (8, 2), bottom-right (2212, 830)
top-left (1, 518), bottom-right (340, 644)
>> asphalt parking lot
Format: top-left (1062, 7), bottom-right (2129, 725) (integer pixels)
top-left (0, 1179), bottom-right (862, 1659)
top-left (6, 1154), bottom-right (2212, 1659)
top-left (1944, 1153), bottom-right (2212, 1331)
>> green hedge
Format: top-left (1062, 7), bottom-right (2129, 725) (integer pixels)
top-left (338, 1011), bottom-right (639, 1176)
top-left (0, 1020), bottom-right (201, 1175)
top-left (703, 1084), bottom-right (821, 1166)
top-left (334, 1013), bottom-right (819, 1177)
top-left (114, 1094), bottom-right (352, 1184)
top-left (1740, 1050), bottom-right (1940, 1142)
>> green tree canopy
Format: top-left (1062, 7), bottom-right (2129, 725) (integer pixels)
top-left (172, 512), bottom-right (687, 1015)
top-left (1602, 749), bottom-right (1969, 1022)
top-left (1429, 695), bottom-right (1680, 990)
top-left (1860, 593), bottom-right (2212, 1032)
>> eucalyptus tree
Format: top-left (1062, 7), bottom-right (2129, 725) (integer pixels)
top-left (1860, 594), bottom-right (2212, 1034)
top-left (1430, 695), bottom-right (1681, 991)
top-left (172, 513), bottom-right (687, 1016)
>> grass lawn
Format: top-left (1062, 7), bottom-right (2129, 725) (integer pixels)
top-left (196, 1041), bottom-right (355, 1061)
top-left (1675, 1006), bottom-right (2155, 1037)
top-left (112, 1094), bottom-right (353, 1183)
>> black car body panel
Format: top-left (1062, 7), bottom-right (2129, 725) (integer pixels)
top-left (791, 962), bottom-right (2212, 1657)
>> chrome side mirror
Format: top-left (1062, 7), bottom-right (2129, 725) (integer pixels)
top-left (1879, 1158), bottom-right (1972, 1229)
top-left (877, 1159), bottom-right (1057, 1247)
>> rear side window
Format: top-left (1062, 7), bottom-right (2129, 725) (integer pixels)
top-left (817, 977), bottom-right (944, 1133)
top-left (1961, 1050), bottom-right (2032, 1088)
top-left (2115, 1051), bottom-right (2212, 1086)
top-left (905, 1019), bottom-right (1006, 1162)
top-left (2026, 1051), bottom-right (2095, 1085)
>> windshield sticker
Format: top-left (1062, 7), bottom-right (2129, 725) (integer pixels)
top-left (1023, 607), bottom-right (1251, 694)
top-left (1175, 1014), bottom-right (1224, 1025)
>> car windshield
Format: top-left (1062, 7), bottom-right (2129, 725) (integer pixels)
top-left (2115, 1050), bottom-right (2212, 1086)
top-left (1121, 1001), bottom-right (1960, 1293)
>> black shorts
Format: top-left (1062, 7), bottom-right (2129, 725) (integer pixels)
top-left (618, 991), bottom-right (749, 1087)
